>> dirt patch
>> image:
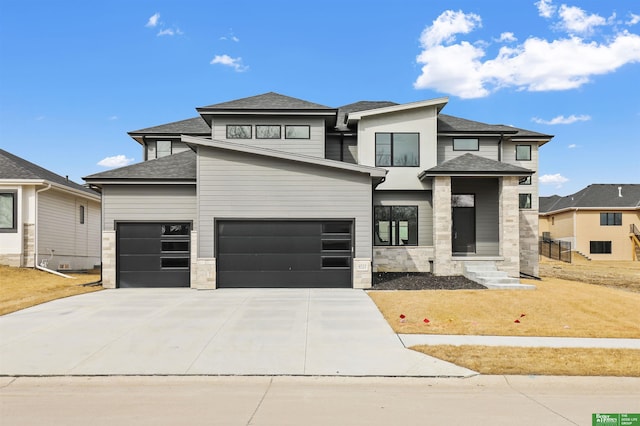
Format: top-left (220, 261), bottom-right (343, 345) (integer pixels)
top-left (372, 272), bottom-right (486, 290)
top-left (539, 255), bottom-right (640, 292)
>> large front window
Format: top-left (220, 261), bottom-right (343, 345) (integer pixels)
top-left (375, 133), bottom-right (419, 167)
top-left (0, 191), bottom-right (17, 232)
top-left (374, 206), bottom-right (418, 246)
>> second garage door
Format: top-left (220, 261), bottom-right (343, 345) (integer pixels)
top-left (216, 220), bottom-right (353, 288)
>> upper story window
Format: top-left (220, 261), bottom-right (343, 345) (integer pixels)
top-left (375, 133), bottom-right (419, 167)
top-left (227, 125), bottom-right (252, 139)
top-left (516, 145), bottom-right (532, 161)
top-left (453, 138), bottom-right (479, 151)
top-left (79, 205), bottom-right (85, 224)
top-left (285, 125), bottom-right (310, 139)
top-left (519, 176), bottom-right (532, 185)
top-left (600, 212), bottom-right (622, 226)
top-left (519, 193), bottom-right (532, 209)
top-left (256, 125), bottom-right (281, 139)
top-left (0, 191), bottom-right (17, 233)
top-left (156, 140), bottom-right (172, 158)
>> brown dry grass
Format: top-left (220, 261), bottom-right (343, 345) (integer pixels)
top-left (539, 255), bottom-right (640, 292)
top-left (0, 265), bottom-right (101, 315)
top-left (369, 277), bottom-right (640, 338)
top-left (411, 345), bottom-right (640, 377)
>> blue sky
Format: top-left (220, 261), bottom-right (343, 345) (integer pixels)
top-left (1, 0), bottom-right (638, 196)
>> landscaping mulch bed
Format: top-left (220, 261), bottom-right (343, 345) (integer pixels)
top-left (371, 272), bottom-right (486, 290)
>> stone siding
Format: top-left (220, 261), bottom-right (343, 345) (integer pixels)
top-left (101, 231), bottom-right (116, 288)
top-left (22, 223), bottom-right (35, 267)
top-left (499, 177), bottom-right (520, 277)
top-left (519, 210), bottom-right (539, 276)
top-left (432, 177), bottom-right (454, 275)
top-left (353, 258), bottom-right (372, 289)
top-left (372, 247), bottom-right (433, 272)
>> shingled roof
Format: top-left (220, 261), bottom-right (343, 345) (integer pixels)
top-left (540, 184), bottom-right (640, 213)
top-left (335, 101), bottom-right (398, 131)
top-left (198, 92), bottom-right (334, 110)
top-left (84, 150), bottom-right (196, 182)
top-left (0, 149), bottom-right (98, 196)
top-left (419, 153), bottom-right (533, 178)
top-left (438, 114), bottom-right (552, 139)
top-left (128, 116), bottom-right (210, 136)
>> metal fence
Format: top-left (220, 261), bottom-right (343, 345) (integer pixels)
top-left (539, 239), bottom-right (572, 263)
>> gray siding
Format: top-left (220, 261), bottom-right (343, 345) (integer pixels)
top-left (211, 117), bottom-right (326, 158)
top-left (451, 178), bottom-right (499, 255)
top-left (37, 190), bottom-right (100, 270)
top-left (437, 137), bottom-right (500, 164)
top-left (197, 147), bottom-right (373, 259)
top-left (373, 191), bottom-right (433, 246)
top-left (102, 185), bottom-right (197, 231)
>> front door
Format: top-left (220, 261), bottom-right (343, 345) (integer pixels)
top-left (452, 194), bottom-right (476, 253)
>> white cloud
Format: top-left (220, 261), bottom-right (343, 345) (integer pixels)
top-left (557, 5), bottom-right (607, 35)
top-left (414, 6), bottom-right (640, 98)
top-left (536, 0), bottom-right (556, 18)
top-left (532, 114), bottom-right (591, 125)
top-left (568, 143), bottom-right (577, 148)
top-left (540, 173), bottom-right (569, 187)
top-left (108, 115), bottom-right (118, 121)
top-left (419, 10), bottom-right (481, 48)
top-left (628, 13), bottom-right (640, 26)
top-left (497, 32), bottom-right (517, 43)
top-left (146, 13), bottom-right (160, 28)
top-left (97, 155), bottom-right (134, 168)
top-left (157, 27), bottom-right (183, 37)
top-left (210, 54), bottom-right (248, 72)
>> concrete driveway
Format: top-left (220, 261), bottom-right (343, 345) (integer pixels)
top-left (0, 289), bottom-right (475, 377)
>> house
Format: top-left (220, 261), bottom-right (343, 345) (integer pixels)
top-left (0, 149), bottom-right (101, 270)
top-left (83, 92), bottom-right (553, 289)
top-left (539, 184), bottom-right (640, 261)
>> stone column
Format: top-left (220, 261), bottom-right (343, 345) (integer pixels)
top-left (190, 230), bottom-right (217, 289)
top-left (499, 177), bottom-right (520, 277)
top-left (101, 231), bottom-right (116, 288)
top-left (352, 258), bottom-right (372, 289)
top-left (432, 176), bottom-right (453, 275)
top-left (22, 223), bottom-right (35, 267)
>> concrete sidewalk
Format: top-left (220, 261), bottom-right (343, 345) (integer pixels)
top-left (0, 289), bottom-right (475, 377)
top-left (400, 334), bottom-right (640, 349)
top-left (2, 375), bottom-right (639, 426)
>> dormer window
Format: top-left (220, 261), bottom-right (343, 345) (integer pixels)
top-left (285, 125), bottom-right (310, 139)
top-left (156, 141), bottom-right (172, 158)
top-left (256, 125), bottom-right (281, 139)
top-left (375, 133), bottom-right (419, 167)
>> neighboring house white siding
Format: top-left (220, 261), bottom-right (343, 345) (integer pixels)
top-left (211, 117), bottom-right (326, 158)
top-left (357, 107), bottom-right (438, 190)
top-left (197, 146), bottom-right (373, 259)
top-left (37, 189), bottom-right (100, 270)
top-left (102, 185), bottom-right (197, 231)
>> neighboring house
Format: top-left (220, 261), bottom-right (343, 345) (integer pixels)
top-left (540, 184), bottom-right (640, 261)
top-left (0, 149), bottom-right (101, 270)
top-left (84, 92), bottom-right (553, 289)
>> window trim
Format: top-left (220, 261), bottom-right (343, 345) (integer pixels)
top-left (600, 212), bottom-right (622, 226)
top-left (284, 125), bottom-right (310, 139)
top-left (374, 205), bottom-right (418, 246)
top-left (0, 191), bottom-right (17, 233)
top-left (453, 138), bottom-right (479, 151)
top-left (375, 132), bottom-right (420, 167)
top-left (226, 124), bottom-right (252, 139)
top-left (256, 125), bottom-right (281, 139)
top-left (515, 144), bottom-right (532, 161)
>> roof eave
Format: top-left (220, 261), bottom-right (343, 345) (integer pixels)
top-left (347, 97), bottom-right (448, 125)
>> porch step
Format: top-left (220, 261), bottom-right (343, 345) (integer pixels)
top-left (462, 261), bottom-right (536, 290)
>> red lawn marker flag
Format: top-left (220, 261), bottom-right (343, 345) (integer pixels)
top-left (423, 318), bottom-right (430, 324)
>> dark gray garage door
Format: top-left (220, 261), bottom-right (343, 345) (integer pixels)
top-left (216, 220), bottom-right (353, 288)
top-left (117, 222), bottom-right (190, 288)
